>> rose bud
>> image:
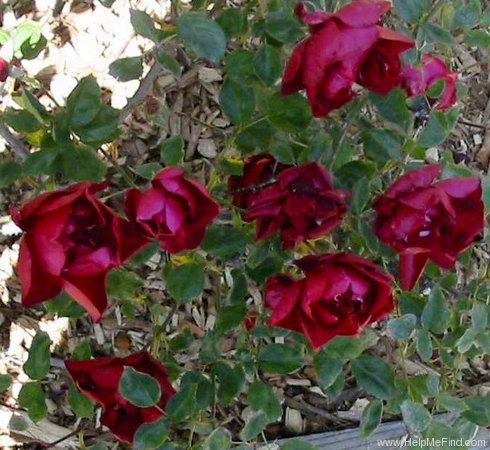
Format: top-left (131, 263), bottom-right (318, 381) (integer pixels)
top-left (243, 162), bottom-right (349, 249)
top-left (228, 154), bottom-right (289, 210)
top-left (125, 167), bottom-right (219, 254)
top-left (373, 165), bottom-right (484, 290)
top-left (401, 53), bottom-right (457, 110)
top-left (281, 1), bottom-right (413, 117)
top-left (0, 57), bottom-right (9, 82)
top-left (65, 351), bottom-right (176, 444)
top-left (11, 182), bottom-right (149, 321)
top-left (265, 253), bottom-right (394, 349)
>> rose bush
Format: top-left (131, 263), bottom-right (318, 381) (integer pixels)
top-left (1, 0), bottom-right (489, 448)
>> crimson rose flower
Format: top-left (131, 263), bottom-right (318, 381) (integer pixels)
top-left (125, 167), bottom-right (219, 253)
top-left (401, 54), bottom-right (457, 110)
top-left (228, 154), bottom-right (289, 210)
top-left (0, 57), bottom-right (9, 82)
top-left (281, 1), bottom-right (413, 116)
top-left (265, 253), bottom-right (394, 349)
top-left (373, 165), bottom-right (484, 290)
top-left (12, 182), bottom-right (149, 321)
top-left (65, 351), bottom-right (176, 444)
top-left (237, 161), bottom-right (349, 249)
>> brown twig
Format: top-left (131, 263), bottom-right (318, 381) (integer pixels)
top-left (0, 122), bottom-right (30, 160)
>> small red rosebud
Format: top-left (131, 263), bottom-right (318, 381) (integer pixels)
top-left (0, 57), bottom-right (9, 82)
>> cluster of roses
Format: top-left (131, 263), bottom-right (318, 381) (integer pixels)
top-left (283, 1), bottom-right (457, 116)
top-left (8, 0), bottom-right (483, 445)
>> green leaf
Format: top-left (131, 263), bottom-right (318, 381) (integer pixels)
top-left (108, 268), bottom-right (144, 302)
top-left (0, 374), bottom-right (12, 392)
top-left (471, 303), bottom-right (488, 332)
top-left (421, 286), bottom-right (450, 333)
top-left (160, 136), bottom-right (184, 166)
top-left (387, 314), bottom-right (417, 340)
top-left (0, 160), bottom-right (22, 188)
top-left (216, 8), bottom-right (247, 38)
top-left (219, 78), bottom-right (255, 124)
top-left (165, 263), bottom-right (204, 303)
top-left (422, 22), bottom-right (455, 44)
top-left (418, 106), bottom-right (460, 148)
top-left (202, 427), bottom-right (232, 450)
top-left (73, 104), bottom-right (120, 144)
top-left (235, 119), bottom-right (273, 153)
top-left (281, 440), bottom-right (317, 450)
top-left (248, 381), bottom-right (282, 421)
top-left (258, 343), bottom-right (304, 375)
top-left (225, 50), bottom-right (257, 86)
top-left (23, 149), bottom-right (60, 176)
top-left (465, 30), bottom-right (490, 48)
top-left (165, 383), bottom-right (197, 422)
top-left (156, 49), bottom-right (182, 78)
top-left (23, 332), bottom-right (51, 380)
top-left (201, 224), bottom-right (250, 257)
top-left (351, 177), bottom-right (370, 214)
top-left (453, 0), bottom-right (481, 30)
top-left (68, 383), bottom-right (94, 419)
top-left (109, 56), bottom-right (143, 82)
top-left (239, 410), bottom-right (268, 441)
top-left (214, 362), bottom-right (245, 405)
top-left (254, 45), bottom-right (281, 86)
top-left (369, 89), bottom-right (411, 134)
top-left (215, 304), bottom-right (247, 334)
top-left (313, 351), bottom-right (343, 389)
top-left (72, 340), bottom-right (91, 361)
top-left (134, 163), bottom-right (162, 180)
top-left (119, 367), bottom-right (161, 408)
top-left (177, 12), bottom-right (226, 63)
top-left (66, 75), bottom-right (101, 128)
top-left (18, 382), bottom-right (47, 422)
top-left (15, 89), bottom-right (50, 124)
top-left (133, 417), bottom-right (169, 450)
top-left (265, 11), bottom-right (303, 43)
top-left (456, 329), bottom-right (478, 353)
top-left (266, 93), bottom-right (312, 132)
top-left (415, 329), bottom-right (433, 362)
top-left (393, 0), bottom-right (428, 23)
top-left (360, 399), bottom-right (383, 438)
top-left (3, 108), bottom-right (42, 133)
top-left (362, 128), bottom-right (403, 163)
top-left (322, 336), bottom-right (363, 360)
top-left (62, 146), bottom-right (107, 182)
top-left (44, 291), bottom-right (86, 317)
top-left (400, 400), bottom-right (432, 432)
top-left (352, 355), bottom-right (397, 400)
top-left (461, 396), bottom-right (490, 426)
top-left (130, 9), bottom-right (160, 42)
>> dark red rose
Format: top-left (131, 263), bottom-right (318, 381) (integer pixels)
top-left (65, 351), bottom-right (176, 444)
top-left (401, 53), bottom-right (457, 110)
top-left (0, 57), bottom-right (9, 82)
top-left (11, 182), bottom-right (149, 321)
top-left (125, 167), bottom-right (219, 253)
top-left (228, 154), bottom-right (289, 210)
top-left (281, 1), bottom-right (413, 117)
top-left (373, 165), bottom-right (484, 290)
top-left (242, 162), bottom-right (349, 249)
top-left (244, 310), bottom-right (259, 330)
top-left (265, 252), bottom-right (394, 349)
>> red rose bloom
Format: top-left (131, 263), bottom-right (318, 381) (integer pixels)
top-left (401, 54), bottom-right (457, 110)
top-left (281, 1), bottom-right (413, 117)
top-left (65, 351), bottom-right (176, 444)
top-left (125, 167), bottom-right (219, 253)
top-left (228, 154), bottom-right (289, 210)
top-left (0, 57), bottom-right (9, 82)
top-left (242, 162), bottom-right (349, 249)
top-left (11, 182), bottom-right (149, 321)
top-left (373, 165), bottom-right (484, 290)
top-left (265, 253), bottom-right (394, 349)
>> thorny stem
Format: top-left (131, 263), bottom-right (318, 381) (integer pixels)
top-left (99, 147), bottom-right (137, 188)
